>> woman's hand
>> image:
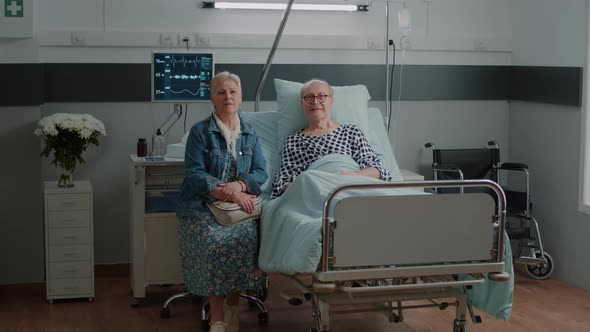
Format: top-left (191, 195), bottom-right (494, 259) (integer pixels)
top-left (217, 181), bottom-right (244, 201)
top-left (231, 192), bottom-right (258, 214)
top-left (339, 171), bottom-right (358, 176)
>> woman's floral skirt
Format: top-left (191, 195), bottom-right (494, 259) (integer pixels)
top-left (178, 211), bottom-right (258, 296)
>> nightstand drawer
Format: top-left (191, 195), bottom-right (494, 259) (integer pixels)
top-left (47, 194), bottom-right (90, 212)
top-left (47, 210), bottom-right (90, 228)
top-left (49, 261), bottom-right (92, 278)
top-left (48, 228), bottom-right (90, 245)
top-left (49, 245), bottom-right (91, 262)
top-left (48, 278), bottom-right (92, 296)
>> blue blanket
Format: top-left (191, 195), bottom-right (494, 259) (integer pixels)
top-left (258, 154), bottom-right (420, 273)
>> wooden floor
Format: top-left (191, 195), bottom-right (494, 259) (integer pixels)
top-left (1, 264), bottom-right (590, 332)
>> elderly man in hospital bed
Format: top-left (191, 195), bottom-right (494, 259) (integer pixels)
top-left (253, 78), bottom-right (514, 331)
top-left (270, 79), bottom-right (391, 199)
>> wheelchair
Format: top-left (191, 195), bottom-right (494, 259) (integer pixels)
top-left (424, 141), bottom-right (554, 280)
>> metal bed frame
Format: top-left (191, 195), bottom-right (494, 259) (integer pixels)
top-left (279, 179), bottom-right (509, 332)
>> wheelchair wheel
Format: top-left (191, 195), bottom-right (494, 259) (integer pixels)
top-left (525, 250), bottom-right (554, 280)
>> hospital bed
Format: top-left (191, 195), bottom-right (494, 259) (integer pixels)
top-left (243, 108), bottom-right (512, 332)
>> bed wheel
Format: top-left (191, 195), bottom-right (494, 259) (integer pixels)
top-left (525, 250), bottom-right (554, 280)
top-left (453, 319), bottom-right (468, 332)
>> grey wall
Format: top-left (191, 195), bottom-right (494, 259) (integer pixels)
top-left (0, 106), bottom-right (44, 283)
top-left (509, 0), bottom-right (590, 289)
top-left (389, 100), bottom-right (510, 177)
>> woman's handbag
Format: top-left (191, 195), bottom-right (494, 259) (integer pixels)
top-left (207, 197), bottom-right (262, 226)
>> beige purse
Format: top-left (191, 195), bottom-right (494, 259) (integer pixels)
top-left (207, 197), bottom-right (262, 226)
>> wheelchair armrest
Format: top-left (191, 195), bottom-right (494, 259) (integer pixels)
top-left (499, 162), bottom-right (528, 171)
top-left (433, 164), bottom-right (460, 171)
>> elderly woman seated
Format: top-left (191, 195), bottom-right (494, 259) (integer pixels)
top-left (271, 79), bottom-right (391, 198)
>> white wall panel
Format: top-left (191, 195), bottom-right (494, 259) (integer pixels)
top-left (31, 0), bottom-right (513, 65)
top-left (512, 0), bottom-right (587, 66)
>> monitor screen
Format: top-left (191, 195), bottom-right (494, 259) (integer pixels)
top-left (151, 51), bottom-right (215, 103)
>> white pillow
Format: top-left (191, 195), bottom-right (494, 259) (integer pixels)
top-left (275, 79), bottom-right (371, 151)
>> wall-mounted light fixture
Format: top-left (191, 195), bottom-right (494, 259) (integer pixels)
top-left (201, 1), bottom-right (368, 12)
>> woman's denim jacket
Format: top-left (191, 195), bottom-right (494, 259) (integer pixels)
top-left (177, 113), bottom-right (268, 217)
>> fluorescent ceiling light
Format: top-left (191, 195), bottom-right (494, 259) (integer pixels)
top-left (202, 2), bottom-right (368, 12)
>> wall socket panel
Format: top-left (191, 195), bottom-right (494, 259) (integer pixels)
top-left (178, 33), bottom-right (197, 48)
top-left (160, 33), bottom-right (175, 47)
top-left (197, 34), bottom-right (211, 48)
top-left (367, 39), bottom-right (383, 49)
top-left (399, 35), bottom-right (411, 51)
top-left (71, 32), bottom-right (86, 46)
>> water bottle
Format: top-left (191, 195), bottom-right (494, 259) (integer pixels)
top-left (152, 129), bottom-right (166, 157)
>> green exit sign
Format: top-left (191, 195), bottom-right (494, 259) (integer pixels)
top-left (5, 0), bottom-right (24, 17)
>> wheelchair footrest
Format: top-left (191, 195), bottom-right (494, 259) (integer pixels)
top-left (514, 256), bottom-right (545, 265)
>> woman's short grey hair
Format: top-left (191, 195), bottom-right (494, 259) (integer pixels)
top-left (210, 71), bottom-right (242, 95)
top-left (300, 79), bottom-right (333, 97)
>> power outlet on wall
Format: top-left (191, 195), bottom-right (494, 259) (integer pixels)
top-left (197, 34), bottom-right (211, 48)
top-left (399, 35), bottom-right (411, 51)
top-left (178, 33), bottom-right (197, 48)
top-left (367, 39), bottom-right (383, 49)
top-left (160, 33), bottom-right (175, 47)
top-left (71, 32), bottom-right (86, 46)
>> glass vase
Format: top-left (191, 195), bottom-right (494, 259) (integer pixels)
top-left (57, 165), bottom-right (75, 188)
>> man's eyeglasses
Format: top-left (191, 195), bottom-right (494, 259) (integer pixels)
top-left (301, 94), bottom-right (331, 105)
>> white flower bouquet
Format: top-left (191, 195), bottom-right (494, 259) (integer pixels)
top-left (34, 113), bottom-right (107, 187)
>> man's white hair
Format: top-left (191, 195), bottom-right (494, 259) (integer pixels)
top-left (300, 79), bottom-right (334, 97)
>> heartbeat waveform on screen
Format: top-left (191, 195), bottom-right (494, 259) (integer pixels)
top-left (171, 56), bottom-right (201, 68)
top-left (169, 87), bottom-right (210, 96)
top-left (171, 74), bottom-right (201, 80)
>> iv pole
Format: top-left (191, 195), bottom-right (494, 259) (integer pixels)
top-left (254, 0), bottom-right (296, 112)
top-left (385, 1), bottom-right (391, 131)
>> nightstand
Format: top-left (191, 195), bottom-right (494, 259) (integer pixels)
top-left (44, 181), bottom-right (94, 303)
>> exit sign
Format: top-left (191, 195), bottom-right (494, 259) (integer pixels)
top-left (5, 0), bottom-right (24, 17)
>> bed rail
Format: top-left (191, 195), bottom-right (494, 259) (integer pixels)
top-left (321, 179), bottom-right (507, 274)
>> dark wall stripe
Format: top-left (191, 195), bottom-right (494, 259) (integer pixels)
top-left (0, 64), bottom-right (44, 106)
top-left (510, 66), bottom-right (583, 107)
top-left (0, 63), bottom-right (581, 107)
top-left (44, 64), bottom-right (150, 102)
top-left (217, 64), bottom-right (511, 101)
